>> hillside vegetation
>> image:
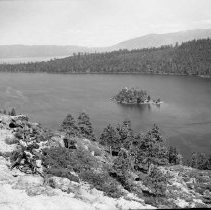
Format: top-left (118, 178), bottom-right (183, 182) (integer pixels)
top-left (0, 39), bottom-right (211, 76)
top-left (0, 110), bottom-right (211, 209)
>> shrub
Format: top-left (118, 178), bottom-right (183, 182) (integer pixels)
top-left (10, 148), bottom-right (23, 163)
top-left (111, 148), bottom-right (133, 190)
top-left (46, 167), bottom-right (79, 182)
top-left (79, 169), bottom-right (124, 198)
top-left (9, 144), bottom-right (40, 173)
top-left (143, 166), bottom-right (167, 196)
top-left (42, 145), bottom-right (98, 176)
top-left (5, 137), bottom-right (19, 145)
top-left (41, 145), bottom-right (124, 197)
top-left (14, 130), bottom-right (23, 139)
top-left (0, 151), bottom-right (11, 158)
top-left (144, 196), bottom-right (177, 208)
top-left (88, 144), bottom-right (102, 156)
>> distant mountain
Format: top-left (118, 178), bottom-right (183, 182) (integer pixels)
top-left (0, 45), bottom-right (93, 59)
top-left (1, 29), bottom-right (211, 63)
top-left (109, 28), bottom-right (211, 50)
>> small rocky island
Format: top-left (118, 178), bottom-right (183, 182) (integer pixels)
top-left (112, 87), bottom-right (162, 105)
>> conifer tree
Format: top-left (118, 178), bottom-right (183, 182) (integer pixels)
top-left (100, 124), bottom-right (121, 154)
top-left (60, 114), bottom-right (79, 136)
top-left (77, 112), bottom-right (96, 141)
top-left (10, 108), bottom-right (16, 116)
top-left (168, 146), bottom-right (178, 165)
top-left (134, 124), bottom-right (169, 172)
top-left (112, 148), bottom-right (132, 190)
top-left (116, 120), bottom-right (134, 150)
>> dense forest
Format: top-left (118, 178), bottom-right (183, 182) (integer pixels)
top-left (0, 39), bottom-right (211, 76)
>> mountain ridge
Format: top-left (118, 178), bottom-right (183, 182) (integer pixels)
top-left (109, 28), bottom-right (211, 50)
top-left (1, 28), bottom-right (211, 62)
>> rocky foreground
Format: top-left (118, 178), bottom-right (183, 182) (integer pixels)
top-left (0, 114), bottom-right (154, 210)
top-left (0, 114), bottom-right (210, 209)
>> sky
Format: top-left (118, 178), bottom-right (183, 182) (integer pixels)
top-left (0, 0), bottom-right (211, 47)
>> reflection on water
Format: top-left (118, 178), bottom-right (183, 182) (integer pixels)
top-left (118, 103), bottom-right (152, 113)
top-left (0, 72), bottom-right (210, 158)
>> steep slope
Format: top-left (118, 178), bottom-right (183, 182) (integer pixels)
top-left (0, 114), bottom-right (211, 209)
top-left (0, 114), bottom-right (154, 210)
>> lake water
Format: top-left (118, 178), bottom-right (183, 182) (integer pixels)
top-left (0, 73), bottom-right (210, 158)
top-left (0, 56), bottom-right (66, 64)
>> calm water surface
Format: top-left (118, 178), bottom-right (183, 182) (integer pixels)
top-left (0, 73), bottom-right (210, 158)
top-left (0, 56), bottom-right (66, 64)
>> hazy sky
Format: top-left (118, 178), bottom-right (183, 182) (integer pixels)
top-left (1, 0), bottom-right (211, 47)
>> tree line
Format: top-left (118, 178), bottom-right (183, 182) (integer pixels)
top-left (60, 112), bottom-right (211, 172)
top-left (0, 38), bottom-right (211, 76)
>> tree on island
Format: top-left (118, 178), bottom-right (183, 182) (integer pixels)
top-left (115, 88), bottom-right (148, 104)
top-left (114, 88), bottom-right (156, 104)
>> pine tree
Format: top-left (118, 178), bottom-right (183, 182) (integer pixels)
top-left (134, 124), bottom-right (169, 172)
top-left (197, 153), bottom-right (208, 170)
top-left (100, 124), bottom-right (121, 155)
top-left (112, 148), bottom-right (132, 191)
top-left (116, 120), bottom-right (134, 150)
top-left (168, 146), bottom-right (178, 165)
top-left (10, 108), bottom-right (16, 116)
top-left (190, 152), bottom-right (198, 168)
top-left (60, 114), bottom-right (79, 136)
top-left (207, 154), bottom-right (211, 170)
top-left (77, 112), bottom-right (96, 141)
top-left (112, 148), bottom-right (130, 176)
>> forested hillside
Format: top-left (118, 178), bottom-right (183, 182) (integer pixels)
top-left (0, 39), bottom-right (211, 76)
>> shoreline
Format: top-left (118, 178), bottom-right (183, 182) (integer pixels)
top-left (112, 99), bottom-right (163, 105)
top-left (0, 70), bottom-right (210, 78)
